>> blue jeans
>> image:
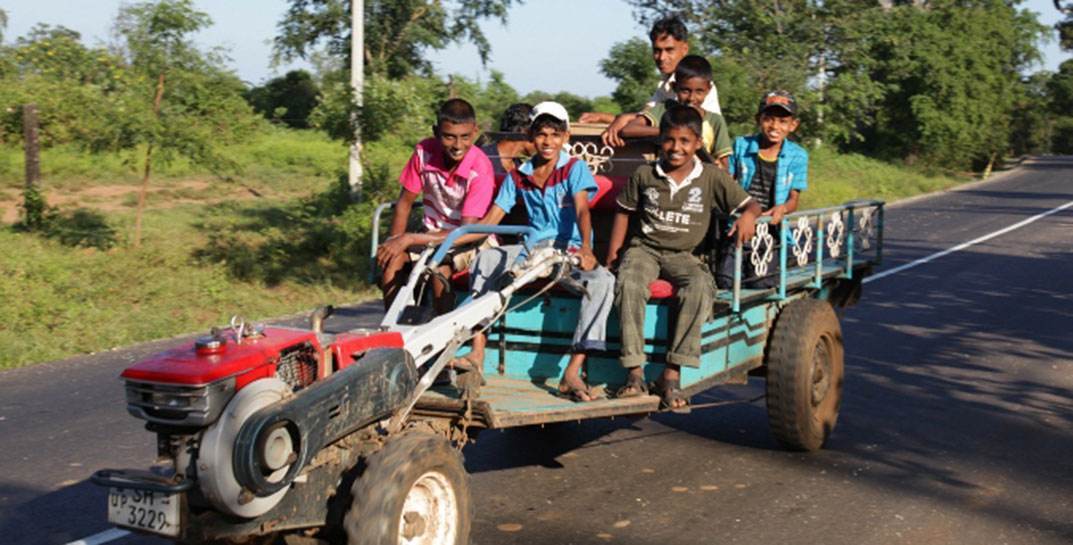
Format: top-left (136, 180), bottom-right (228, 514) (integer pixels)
top-left (469, 244), bottom-right (615, 352)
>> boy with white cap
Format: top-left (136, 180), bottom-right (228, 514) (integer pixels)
top-left (448, 101), bottom-right (615, 402)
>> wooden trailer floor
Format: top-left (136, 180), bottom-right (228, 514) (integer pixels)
top-left (415, 376), bottom-right (661, 429)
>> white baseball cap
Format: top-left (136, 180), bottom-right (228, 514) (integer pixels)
top-left (529, 101), bottom-right (570, 130)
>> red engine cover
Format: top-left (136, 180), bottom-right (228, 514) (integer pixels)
top-left (331, 331), bottom-right (404, 369)
top-left (121, 327), bottom-right (322, 387)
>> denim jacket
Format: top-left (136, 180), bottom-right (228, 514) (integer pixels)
top-left (727, 135), bottom-right (809, 206)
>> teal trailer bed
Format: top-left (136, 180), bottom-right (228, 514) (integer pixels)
top-left (414, 201), bottom-right (883, 429)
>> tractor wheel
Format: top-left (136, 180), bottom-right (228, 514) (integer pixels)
top-left (765, 298), bottom-right (844, 451)
top-left (344, 432), bottom-right (471, 545)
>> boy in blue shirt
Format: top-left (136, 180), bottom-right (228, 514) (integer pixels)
top-left (450, 102), bottom-right (615, 402)
top-left (717, 90), bottom-right (809, 288)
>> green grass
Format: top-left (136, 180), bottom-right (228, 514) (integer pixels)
top-left (0, 128), bottom-right (368, 369)
top-left (0, 135), bottom-right (973, 369)
top-left (804, 146), bottom-right (967, 208)
top-left (0, 128), bottom-right (348, 194)
top-left (0, 203), bottom-right (372, 368)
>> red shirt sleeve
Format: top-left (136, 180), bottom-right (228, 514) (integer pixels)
top-left (460, 153), bottom-right (495, 219)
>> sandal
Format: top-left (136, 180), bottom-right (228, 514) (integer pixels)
top-left (615, 373), bottom-right (648, 399)
top-left (446, 354), bottom-right (486, 387)
top-left (557, 382), bottom-right (595, 402)
top-left (655, 378), bottom-right (691, 414)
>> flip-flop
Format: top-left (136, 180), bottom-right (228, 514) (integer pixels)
top-left (557, 377), bottom-right (596, 402)
top-left (615, 374), bottom-right (648, 399)
top-left (655, 377), bottom-right (691, 414)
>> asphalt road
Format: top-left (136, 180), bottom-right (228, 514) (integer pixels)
top-left (3, 157), bottom-right (1072, 545)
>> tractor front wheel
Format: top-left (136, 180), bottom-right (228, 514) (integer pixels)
top-left (344, 432), bottom-right (471, 545)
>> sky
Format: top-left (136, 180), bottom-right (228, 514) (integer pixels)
top-left (1, 0), bottom-right (1067, 98)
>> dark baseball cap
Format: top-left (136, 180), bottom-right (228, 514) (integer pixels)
top-left (758, 90), bottom-right (798, 116)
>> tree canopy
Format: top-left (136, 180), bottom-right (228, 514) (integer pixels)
top-left (599, 37), bottom-right (661, 114)
top-left (245, 70), bottom-right (321, 128)
top-left (626, 0), bottom-right (1048, 168)
top-left (274, 0), bottom-right (520, 78)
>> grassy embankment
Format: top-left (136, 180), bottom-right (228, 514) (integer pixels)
top-left (0, 129), bottom-right (373, 368)
top-left (1, 134), bottom-right (970, 369)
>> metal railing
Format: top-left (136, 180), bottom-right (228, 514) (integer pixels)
top-left (371, 198), bottom-right (885, 313)
top-left (727, 199), bottom-right (885, 312)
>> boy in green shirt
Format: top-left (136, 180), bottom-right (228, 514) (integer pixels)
top-left (604, 55), bottom-right (733, 169)
top-left (607, 105), bottom-right (760, 411)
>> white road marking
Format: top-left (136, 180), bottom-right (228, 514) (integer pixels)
top-left (865, 199), bottom-right (1073, 284)
top-left (64, 528), bottom-right (130, 545)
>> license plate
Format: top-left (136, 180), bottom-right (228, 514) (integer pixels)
top-left (107, 487), bottom-right (182, 537)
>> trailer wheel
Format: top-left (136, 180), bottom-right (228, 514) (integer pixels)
top-left (345, 432), bottom-right (471, 545)
top-left (765, 298), bottom-right (844, 451)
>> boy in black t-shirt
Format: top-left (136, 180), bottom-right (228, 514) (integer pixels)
top-left (607, 105), bottom-right (760, 411)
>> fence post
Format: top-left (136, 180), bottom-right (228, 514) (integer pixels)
top-left (22, 103), bottom-right (45, 229)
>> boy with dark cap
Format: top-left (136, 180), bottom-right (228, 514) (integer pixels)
top-left (607, 104), bottom-right (760, 411)
top-left (716, 90), bottom-right (809, 289)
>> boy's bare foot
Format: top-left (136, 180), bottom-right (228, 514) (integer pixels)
top-left (557, 374), bottom-right (594, 402)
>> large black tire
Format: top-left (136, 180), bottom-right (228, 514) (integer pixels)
top-left (344, 432), bottom-right (471, 545)
top-left (765, 298), bottom-right (844, 451)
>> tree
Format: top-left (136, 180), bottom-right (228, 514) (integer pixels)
top-left (599, 37), bottom-right (661, 113)
top-left (629, 0), bottom-right (1047, 169)
top-left (114, 0), bottom-right (262, 246)
top-left (1044, 60), bottom-right (1073, 152)
top-left (1055, 1), bottom-right (1073, 51)
top-left (0, 25), bottom-right (128, 146)
top-left (245, 69), bottom-right (320, 128)
top-left (628, 0), bottom-right (824, 94)
top-left (1010, 71), bottom-right (1053, 156)
top-left (849, 2), bottom-right (1045, 168)
top-left (274, 0), bottom-right (520, 78)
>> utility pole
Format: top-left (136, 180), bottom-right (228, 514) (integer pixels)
top-left (349, 0), bottom-right (364, 199)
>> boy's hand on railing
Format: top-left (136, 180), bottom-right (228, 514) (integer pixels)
top-left (763, 204), bottom-right (788, 225)
top-left (600, 114), bottom-right (633, 148)
top-left (376, 234), bottom-right (411, 269)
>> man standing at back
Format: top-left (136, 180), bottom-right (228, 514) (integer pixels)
top-left (580, 15), bottom-right (721, 128)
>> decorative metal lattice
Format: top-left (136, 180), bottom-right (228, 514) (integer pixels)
top-left (857, 207), bottom-right (876, 250)
top-left (750, 222), bottom-right (775, 276)
top-left (791, 216), bottom-right (814, 267)
top-left (569, 142), bottom-right (615, 175)
top-left (826, 211), bottom-right (845, 258)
